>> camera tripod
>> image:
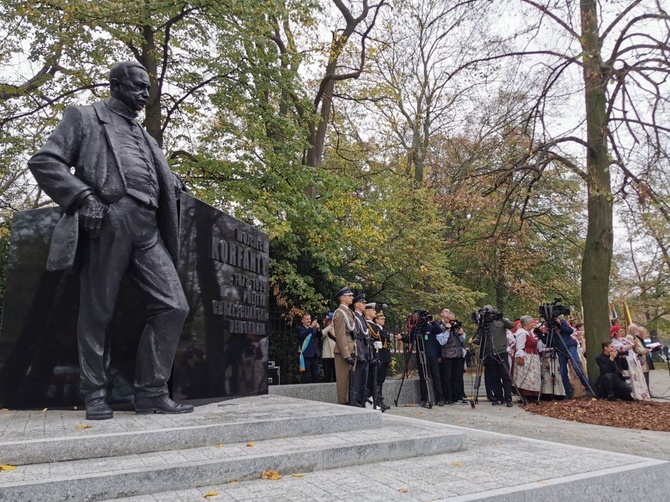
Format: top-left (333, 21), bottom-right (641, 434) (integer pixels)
top-left (470, 323), bottom-right (526, 408)
top-left (538, 320), bottom-right (595, 401)
top-left (394, 314), bottom-right (434, 408)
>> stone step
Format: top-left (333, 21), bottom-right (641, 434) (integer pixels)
top-left (0, 415), bottom-right (466, 502)
top-left (0, 395), bottom-right (382, 465)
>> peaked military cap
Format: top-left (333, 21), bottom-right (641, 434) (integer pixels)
top-left (353, 293), bottom-right (366, 304)
top-left (335, 286), bottom-right (354, 299)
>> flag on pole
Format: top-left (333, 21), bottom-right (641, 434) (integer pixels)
top-left (623, 301), bottom-right (633, 333)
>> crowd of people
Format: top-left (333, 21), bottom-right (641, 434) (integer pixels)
top-left (296, 289), bottom-right (661, 408)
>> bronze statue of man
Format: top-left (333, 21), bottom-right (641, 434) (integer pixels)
top-left (28, 61), bottom-right (193, 419)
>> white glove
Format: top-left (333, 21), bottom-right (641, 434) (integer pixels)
top-left (374, 341), bottom-right (383, 350)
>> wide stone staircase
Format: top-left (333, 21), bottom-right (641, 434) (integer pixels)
top-left (0, 395), bottom-right (466, 501)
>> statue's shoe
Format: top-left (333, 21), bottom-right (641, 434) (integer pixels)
top-left (135, 395), bottom-right (194, 414)
top-left (85, 398), bottom-right (113, 420)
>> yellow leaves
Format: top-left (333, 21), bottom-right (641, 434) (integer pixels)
top-left (215, 443), bottom-right (224, 448)
top-left (292, 473), bottom-right (305, 478)
top-left (203, 491), bottom-right (218, 498)
top-left (246, 442), bottom-right (255, 447)
top-left (0, 465), bottom-right (16, 471)
top-left (76, 424), bottom-right (92, 430)
top-left (261, 470), bottom-right (282, 480)
top-left (228, 481), bottom-right (239, 486)
top-left (452, 462), bottom-right (462, 467)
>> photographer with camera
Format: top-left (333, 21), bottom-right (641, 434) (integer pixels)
top-left (595, 340), bottom-right (634, 401)
top-left (536, 301), bottom-right (592, 399)
top-left (397, 310), bottom-right (443, 407)
top-left (470, 305), bottom-right (516, 407)
top-left (435, 308), bottom-right (467, 404)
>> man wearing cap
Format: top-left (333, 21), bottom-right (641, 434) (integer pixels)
top-left (333, 287), bottom-right (356, 404)
top-left (349, 294), bottom-right (371, 406)
top-left (365, 304), bottom-right (391, 410)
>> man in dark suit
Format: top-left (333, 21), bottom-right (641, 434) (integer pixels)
top-left (28, 61), bottom-right (193, 420)
top-left (296, 313), bottom-right (321, 383)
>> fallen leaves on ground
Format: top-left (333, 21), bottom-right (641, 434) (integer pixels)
top-left (292, 473), bottom-right (305, 478)
top-left (228, 481), bottom-right (238, 486)
top-left (452, 462), bottom-right (462, 466)
top-left (215, 443), bottom-right (224, 448)
top-left (203, 491), bottom-right (218, 498)
top-left (246, 442), bottom-right (255, 447)
top-left (261, 470), bottom-right (282, 480)
top-left (0, 408), bottom-right (8, 412)
top-left (396, 487), bottom-right (408, 493)
top-left (76, 424), bottom-right (92, 430)
top-left (522, 398), bottom-right (670, 432)
top-left (0, 465), bottom-right (16, 471)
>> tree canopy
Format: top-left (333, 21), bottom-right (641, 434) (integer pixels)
top-left (1, 0), bottom-right (668, 376)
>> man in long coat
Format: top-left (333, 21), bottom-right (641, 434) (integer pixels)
top-left (332, 287), bottom-right (355, 404)
top-left (28, 61), bottom-right (192, 420)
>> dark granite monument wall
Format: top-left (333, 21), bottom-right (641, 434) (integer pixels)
top-left (0, 194), bottom-right (269, 409)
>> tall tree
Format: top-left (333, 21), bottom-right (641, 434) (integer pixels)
top-left (455, 0), bottom-right (670, 381)
top-left (354, 0), bottom-right (485, 182)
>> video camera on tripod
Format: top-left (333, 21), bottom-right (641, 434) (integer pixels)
top-left (471, 306), bottom-right (502, 330)
top-left (410, 309), bottom-right (433, 327)
top-left (538, 298), bottom-right (571, 321)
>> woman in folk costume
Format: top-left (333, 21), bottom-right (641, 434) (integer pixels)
top-left (610, 325), bottom-right (650, 400)
top-left (512, 316), bottom-right (542, 400)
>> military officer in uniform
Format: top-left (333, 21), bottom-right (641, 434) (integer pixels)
top-left (333, 287), bottom-right (356, 404)
top-left (373, 310), bottom-right (392, 409)
top-left (350, 294), bottom-right (371, 406)
top-left (364, 303), bottom-right (390, 410)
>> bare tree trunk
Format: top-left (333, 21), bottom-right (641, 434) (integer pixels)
top-left (580, 0), bottom-right (612, 383)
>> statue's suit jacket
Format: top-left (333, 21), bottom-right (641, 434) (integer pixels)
top-left (28, 100), bottom-right (179, 270)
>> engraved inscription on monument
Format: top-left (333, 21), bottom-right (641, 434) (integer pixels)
top-left (171, 195), bottom-right (269, 401)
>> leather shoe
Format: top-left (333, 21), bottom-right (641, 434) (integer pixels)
top-left (86, 398), bottom-right (113, 420)
top-left (135, 395), bottom-right (194, 415)
top-left (506, 401), bottom-right (513, 408)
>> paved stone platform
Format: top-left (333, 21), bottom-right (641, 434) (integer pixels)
top-left (0, 395), bottom-right (384, 465)
top-left (113, 416), bottom-right (669, 501)
top-left (0, 396), bottom-right (466, 501)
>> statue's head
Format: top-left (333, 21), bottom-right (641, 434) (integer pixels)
top-left (109, 61), bottom-right (150, 112)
